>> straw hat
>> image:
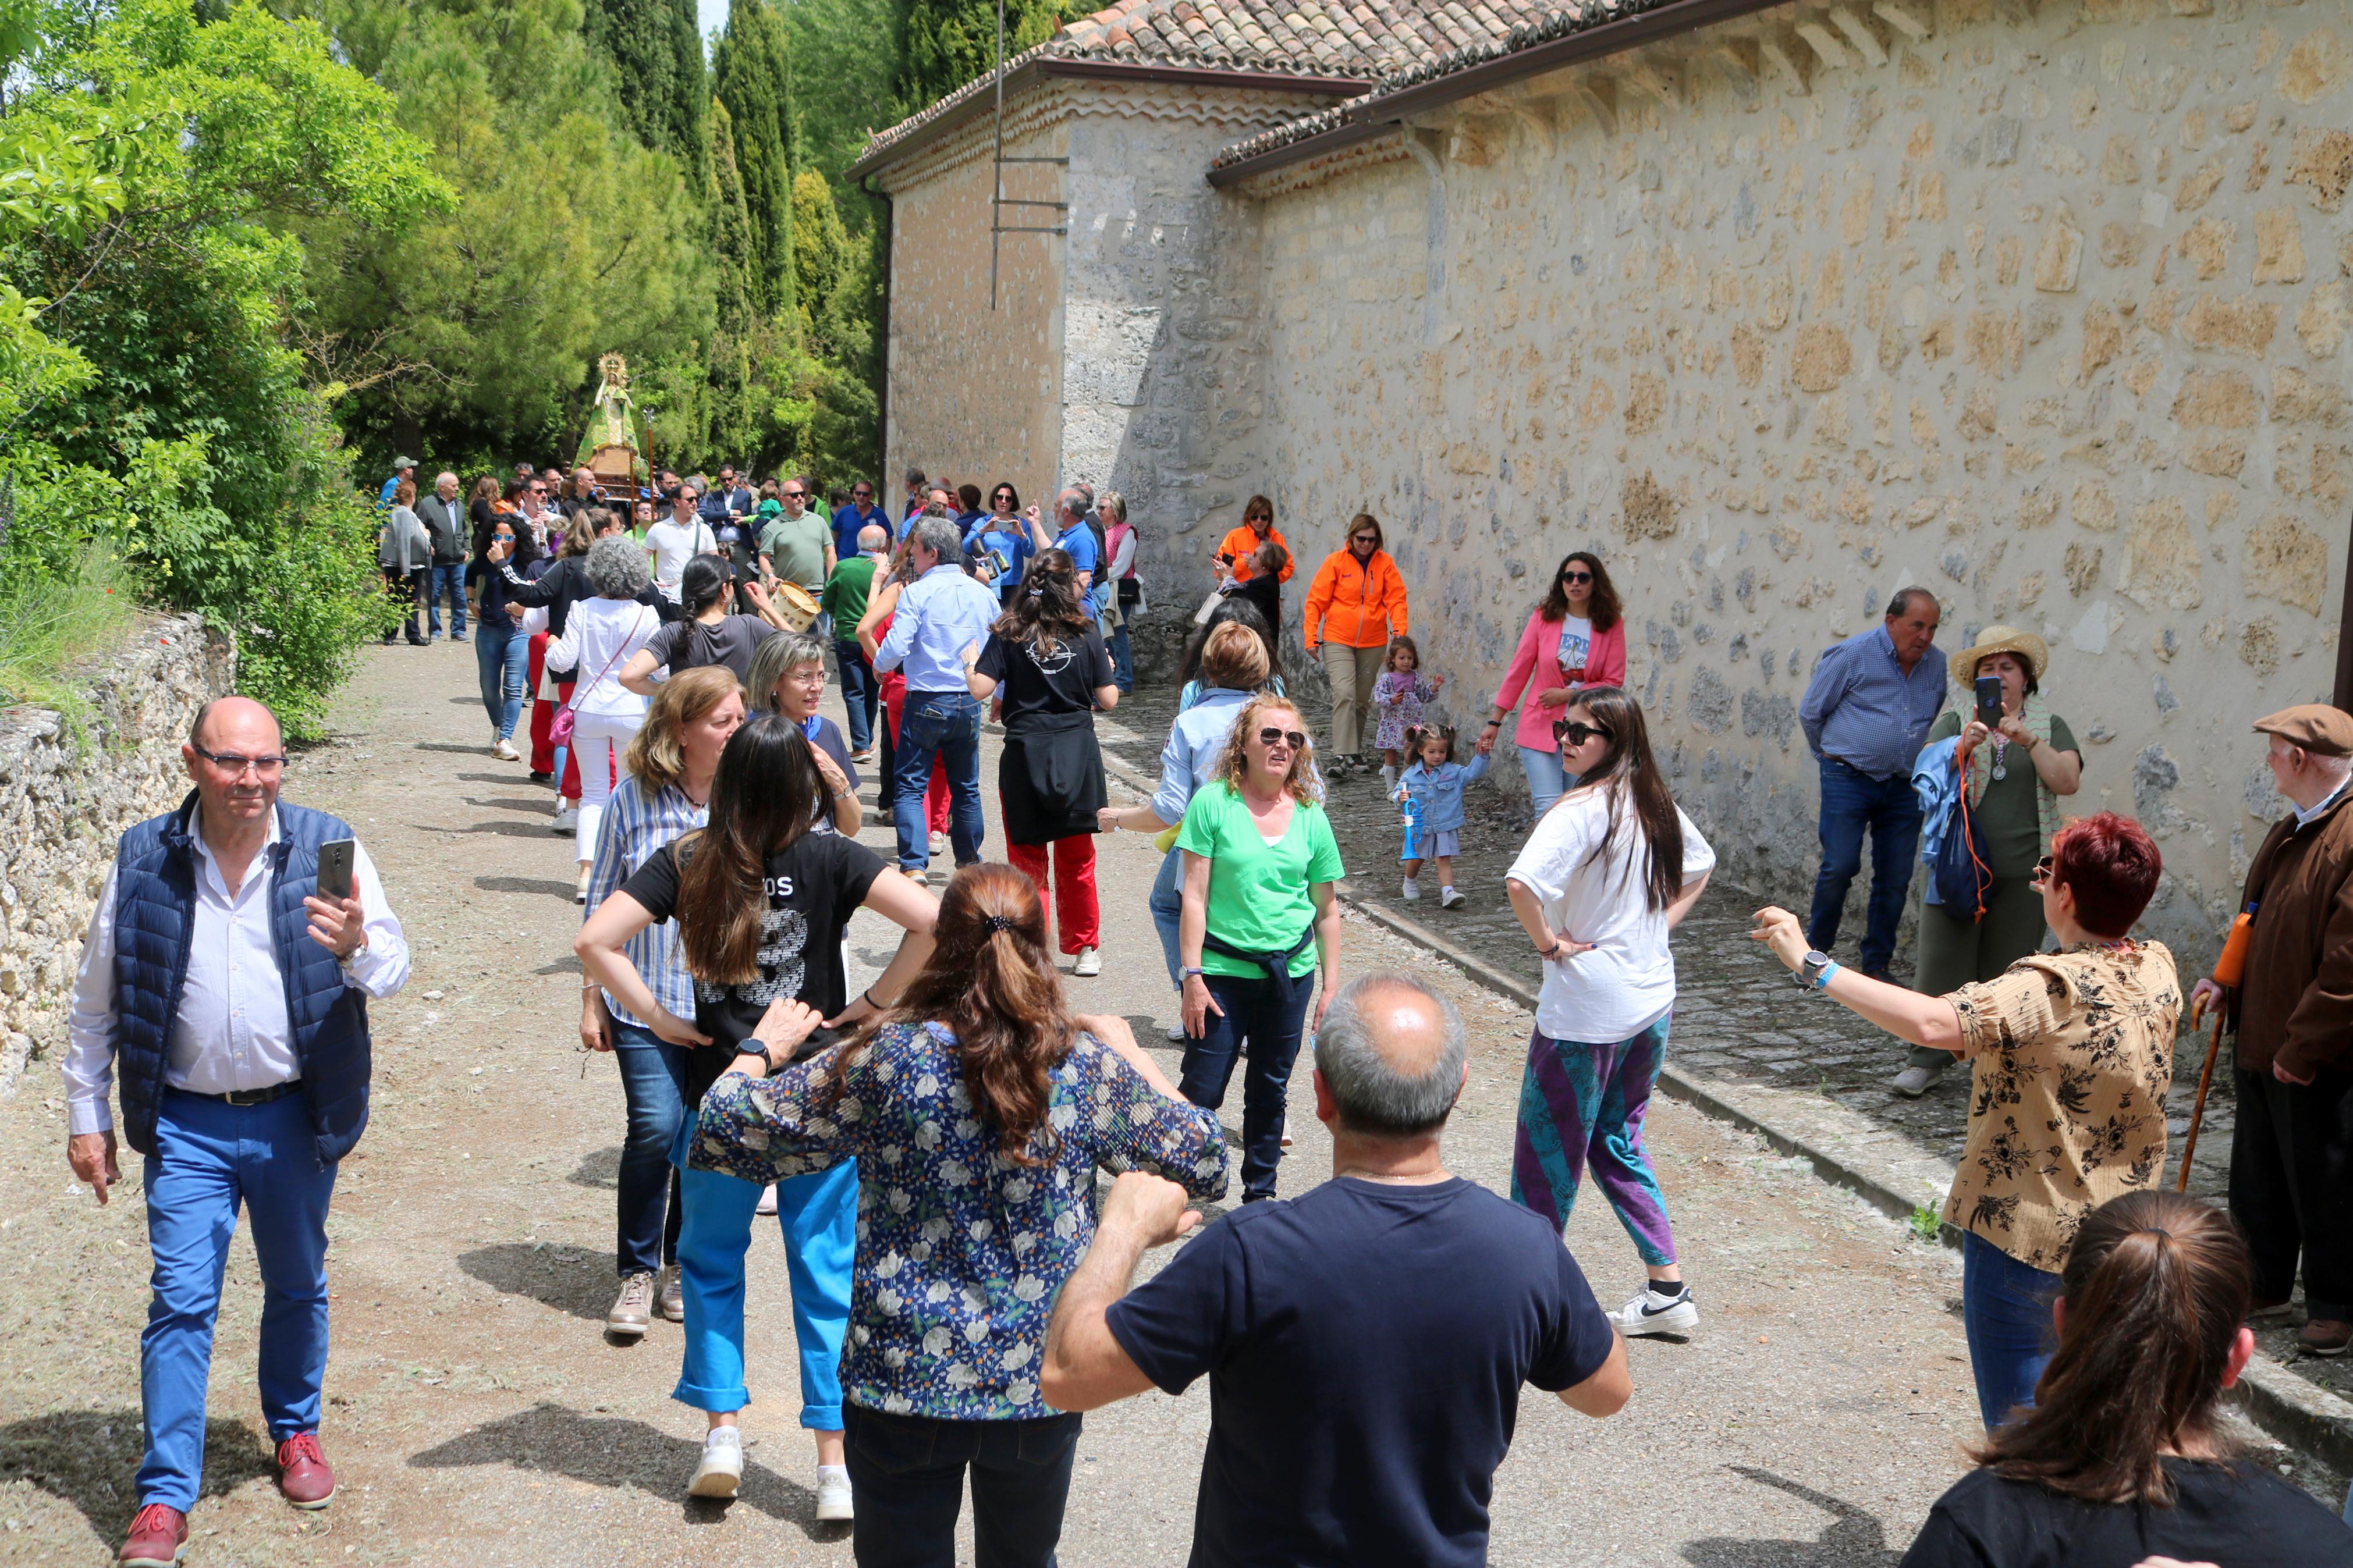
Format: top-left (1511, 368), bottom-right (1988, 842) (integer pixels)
top-left (1950, 624), bottom-right (2049, 686)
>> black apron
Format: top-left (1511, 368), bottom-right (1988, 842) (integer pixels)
top-left (1000, 708), bottom-right (1106, 846)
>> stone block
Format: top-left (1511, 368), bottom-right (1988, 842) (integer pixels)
top-left (2277, 26), bottom-right (2349, 105)
top-left (1790, 325), bottom-right (1851, 392)
top-left (2244, 513), bottom-right (2330, 616)
top-left (2253, 208), bottom-right (2306, 284)
top-left (2285, 127), bottom-right (2353, 212)
top-left (2173, 369), bottom-right (2259, 428)
top-left (2033, 214), bottom-right (2084, 292)
top-left (2121, 498), bottom-right (2204, 611)
top-left (2179, 294), bottom-right (2280, 355)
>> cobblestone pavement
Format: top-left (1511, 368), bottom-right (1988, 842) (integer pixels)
top-left (1089, 684), bottom-right (2353, 1413)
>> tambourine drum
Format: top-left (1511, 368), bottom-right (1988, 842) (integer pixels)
top-left (771, 579), bottom-right (821, 632)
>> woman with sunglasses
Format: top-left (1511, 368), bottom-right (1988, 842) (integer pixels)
top-left (1753, 814), bottom-right (2178, 1431)
top-left (1176, 693), bottom-right (1346, 1201)
top-left (967, 481), bottom-right (1036, 604)
top-left (1503, 688), bottom-right (1715, 1336)
top-left (466, 509), bottom-right (541, 760)
top-left (1303, 511), bottom-right (1411, 771)
top-left (1478, 552), bottom-right (1627, 814)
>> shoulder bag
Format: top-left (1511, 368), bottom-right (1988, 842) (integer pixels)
top-left (549, 605), bottom-right (646, 748)
top-left (1929, 747), bottom-right (1993, 922)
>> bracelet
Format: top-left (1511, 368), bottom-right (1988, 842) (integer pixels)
top-left (861, 984), bottom-right (885, 1010)
top-left (1483, 720), bottom-right (1500, 729)
top-left (1537, 943), bottom-right (1561, 960)
top-left (1181, 966), bottom-right (1206, 979)
top-left (834, 789), bottom-right (856, 800)
top-left (1812, 960), bottom-right (1842, 991)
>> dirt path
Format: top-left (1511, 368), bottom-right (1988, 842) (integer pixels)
top-left (0, 641), bottom-right (2217, 1566)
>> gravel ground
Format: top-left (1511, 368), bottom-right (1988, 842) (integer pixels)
top-left (0, 641), bottom-right (2310, 1566)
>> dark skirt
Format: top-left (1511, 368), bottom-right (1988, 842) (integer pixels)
top-left (1000, 709), bottom-right (1106, 846)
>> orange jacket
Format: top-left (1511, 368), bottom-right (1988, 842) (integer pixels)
top-left (1303, 548), bottom-right (1409, 650)
top-left (1216, 524), bottom-right (1294, 583)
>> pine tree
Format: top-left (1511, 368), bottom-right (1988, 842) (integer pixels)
top-left (713, 0), bottom-right (795, 314)
top-left (708, 102), bottom-right (758, 344)
top-left (585, 0), bottom-right (709, 188)
top-left (895, 0), bottom-right (1073, 117)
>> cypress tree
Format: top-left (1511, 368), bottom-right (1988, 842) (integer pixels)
top-left (895, 0), bottom-right (1073, 116)
top-left (708, 101), bottom-right (758, 344)
top-left (585, 0), bottom-right (709, 188)
top-left (713, 0), bottom-right (795, 314)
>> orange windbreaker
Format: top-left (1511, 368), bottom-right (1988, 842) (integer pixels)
top-left (1303, 548), bottom-right (1410, 650)
top-left (1216, 525), bottom-right (1295, 582)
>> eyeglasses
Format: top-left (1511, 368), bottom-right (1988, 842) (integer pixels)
top-left (1561, 570), bottom-right (1593, 584)
top-left (193, 746), bottom-right (289, 776)
top-left (1257, 727), bottom-right (1309, 749)
top-left (1551, 719), bottom-right (1613, 748)
top-left (853, 488), bottom-right (873, 497)
top-left (2031, 855), bottom-right (2054, 886)
top-left (785, 668), bottom-right (826, 687)
top-left (528, 486), bottom-right (546, 496)
top-left (783, 490), bottom-right (805, 500)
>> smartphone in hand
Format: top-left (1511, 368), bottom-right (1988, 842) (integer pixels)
top-left (1974, 674), bottom-right (2003, 727)
top-left (316, 838), bottom-right (356, 903)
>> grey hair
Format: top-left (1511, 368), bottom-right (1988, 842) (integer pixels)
top-left (1056, 483), bottom-right (1094, 520)
top-left (1313, 975), bottom-right (1467, 1137)
top-left (1885, 585), bottom-right (1939, 619)
top-left (585, 534), bottom-right (651, 599)
top-left (1096, 490), bottom-right (1127, 525)
top-left (744, 630), bottom-right (828, 712)
top-left (909, 515), bottom-right (964, 564)
top-left (857, 523), bottom-right (889, 552)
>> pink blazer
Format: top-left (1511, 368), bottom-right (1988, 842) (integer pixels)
top-left (1490, 610), bottom-right (1628, 751)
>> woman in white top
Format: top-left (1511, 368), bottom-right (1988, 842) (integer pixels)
top-left (549, 535), bottom-right (663, 895)
top-left (1503, 685), bottom-right (1715, 1339)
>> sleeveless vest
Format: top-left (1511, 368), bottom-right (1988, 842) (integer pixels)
top-left (112, 793), bottom-right (373, 1162)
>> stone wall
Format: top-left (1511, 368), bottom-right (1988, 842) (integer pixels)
top-left (1228, 0), bottom-right (2353, 962)
top-left (0, 616), bottom-right (235, 1091)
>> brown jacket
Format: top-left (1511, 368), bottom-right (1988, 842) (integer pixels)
top-left (2233, 788), bottom-right (2353, 1076)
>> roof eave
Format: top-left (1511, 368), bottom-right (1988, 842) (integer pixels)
top-left (849, 58), bottom-right (1370, 184)
top-left (1207, 0), bottom-right (1791, 187)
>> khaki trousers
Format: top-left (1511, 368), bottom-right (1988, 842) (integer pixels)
top-left (1323, 641), bottom-right (1389, 756)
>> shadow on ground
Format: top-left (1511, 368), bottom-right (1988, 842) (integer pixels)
top-left (473, 875), bottom-right (579, 899)
top-left (569, 1146), bottom-right (622, 1190)
top-left (1681, 1467), bottom-right (1905, 1566)
top-left (457, 1242), bottom-right (612, 1321)
top-left (469, 797), bottom-right (555, 816)
top-left (409, 1403), bottom-right (836, 1533)
top-left (0, 1410), bottom-right (273, 1542)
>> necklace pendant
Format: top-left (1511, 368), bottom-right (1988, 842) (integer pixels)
top-left (1991, 760), bottom-right (2007, 781)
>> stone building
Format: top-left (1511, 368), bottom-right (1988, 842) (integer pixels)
top-left (849, 0), bottom-right (2353, 958)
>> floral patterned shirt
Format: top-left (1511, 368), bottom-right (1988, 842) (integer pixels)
top-left (1941, 941), bottom-right (2181, 1271)
top-left (689, 1021), bottom-right (1229, 1420)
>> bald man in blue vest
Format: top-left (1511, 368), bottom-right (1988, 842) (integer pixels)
top-left (62, 696), bottom-right (410, 1568)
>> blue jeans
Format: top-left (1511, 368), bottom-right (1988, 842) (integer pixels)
top-left (474, 619), bottom-right (530, 741)
top-left (835, 638), bottom-right (878, 753)
top-left (1961, 1230), bottom-right (2059, 1431)
top-left (843, 1403), bottom-right (1081, 1568)
top-left (611, 1022), bottom-right (685, 1276)
top-left (672, 1134), bottom-right (857, 1425)
top-left (893, 689), bottom-right (984, 872)
top-left (427, 562), bottom-right (467, 638)
top-left (139, 1089), bottom-right (338, 1511)
top-left (1149, 847), bottom-right (1184, 994)
top-left (1109, 621), bottom-right (1134, 692)
top-left (1806, 756), bottom-right (1926, 975)
top-left (1181, 971), bottom-right (1314, 1201)
top-left (1518, 744), bottom-right (1570, 815)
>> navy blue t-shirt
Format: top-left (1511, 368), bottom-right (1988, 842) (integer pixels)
top-left (1105, 1177), bottom-right (1616, 1568)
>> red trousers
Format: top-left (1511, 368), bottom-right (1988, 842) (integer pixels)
top-left (529, 632), bottom-right (585, 799)
top-left (1007, 834), bottom-right (1099, 954)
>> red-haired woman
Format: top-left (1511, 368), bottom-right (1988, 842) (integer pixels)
top-left (1751, 812), bottom-right (2182, 1431)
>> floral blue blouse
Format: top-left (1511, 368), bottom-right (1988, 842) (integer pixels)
top-left (689, 1020), bottom-right (1229, 1421)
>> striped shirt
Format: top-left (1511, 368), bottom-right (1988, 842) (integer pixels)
top-left (585, 774), bottom-right (707, 1029)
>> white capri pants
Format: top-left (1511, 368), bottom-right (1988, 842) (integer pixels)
top-left (570, 710), bottom-right (644, 863)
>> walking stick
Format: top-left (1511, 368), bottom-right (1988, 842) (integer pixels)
top-left (2176, 1005), bottom-right (2226, 1193)
top-left (2177, 908), bottom-right (2253, 1192)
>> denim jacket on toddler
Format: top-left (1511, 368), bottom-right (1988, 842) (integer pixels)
top-left (1396, 753), bottom-right (1490, 834)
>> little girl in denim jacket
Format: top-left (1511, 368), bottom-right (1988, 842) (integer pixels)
top-left (1394, 724), bottom-right (1489, 909)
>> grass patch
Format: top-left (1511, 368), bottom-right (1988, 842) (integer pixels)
top-left (0, 541), bottom-right (139, 729)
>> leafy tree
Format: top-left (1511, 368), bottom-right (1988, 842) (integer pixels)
top-left (712, 0), bottom-right (794, 314)
top-left (584, 0), bottom-right (708, 188)
top-left (895, 0), bottom-right (1073, 120)
top-left (778, 0), bottom-right (901, 186)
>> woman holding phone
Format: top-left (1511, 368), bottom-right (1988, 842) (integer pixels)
top-left (1894, 627), bottom-right (2083, 1099)
top-left (466, 511), bottom-right (541, 761)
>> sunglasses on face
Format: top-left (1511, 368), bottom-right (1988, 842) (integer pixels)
top-left (1257, 727), bottom-right (1309, 750)
top-left (1561, 570), bottom-right (1593, 584)
top-left (1351, 534), bottom-right (1377, 546)
top-left (1552, 719), bottom-right (1612, 748)
top-left (783, 490), bottom-right (805, 500)
top-left (2031, 855), bottom-right (2054, 886)
top-left (854, 488), bottom-right (872, 497)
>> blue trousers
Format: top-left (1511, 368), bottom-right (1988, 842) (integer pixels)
top-left (1518, 744), bottom-right (1570, 816)
top-left (1180, 972), bottom-right (1313, 1201)
top-left (611, 1023), bottom-right (686, 1276)
top-left (892, 690), bottom-right (984, 873)
top-left (843, 1403), bottom-right (1081, 1568)
top-left (1805, 756), bottom-right (1924, 975)
top-left (1148, 847), bottom-right (1184, 995)
top-left (426, 562), bottom-right (467, 637)
top-left (474, 619), bottom-right (530, 741)
top-left (139, 1090), bottom-right (338, 1512)
top-left (1108, 621), bottom-right (1134, 693)
top-left (1961, 1230), bottom-right (2059, 1431)
top-left (834, 638), bottom-right (879, 754)
top-left (673, 1137), bottom-right (857, 1428)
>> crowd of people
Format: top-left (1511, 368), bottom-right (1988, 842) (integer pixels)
top-left (45, 451), bottom-right (2353, 1567)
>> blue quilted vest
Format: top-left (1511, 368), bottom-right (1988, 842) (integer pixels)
top-left (112, 792), bottom-right (374, 1163)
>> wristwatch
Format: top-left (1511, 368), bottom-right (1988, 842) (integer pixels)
top-left (1796, 951), bottom-right (1836, 991)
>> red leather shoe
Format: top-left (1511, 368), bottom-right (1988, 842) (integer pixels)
top-left (275, 1432), bottom-right (337, 1509)
top-left (119, 1503), bottom-right (189, 1567)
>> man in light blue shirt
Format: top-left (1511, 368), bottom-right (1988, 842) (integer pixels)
top-left (873, 515), bottom-right (1000, 874)
top-left (377, 456), bottom-right (414, 513)
top-left (1797, 586), bottom-right (1947, 977)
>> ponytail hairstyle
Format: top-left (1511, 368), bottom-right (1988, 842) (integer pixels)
top-left (673, 717), bottom-right (820, 984)
top-left (1405, 724), bottom-right (1457, 766)
top-left (1975, 1190), bottom-right (2252, 1503)
top-left (1556, 686), bottom-right (1684, 911)
top-left (679, 553), bottom-right (732, 621)
top-left (826, 864), bottom-right (1075, 1165)
top-left (990, 546), bottom-right (1091, 652)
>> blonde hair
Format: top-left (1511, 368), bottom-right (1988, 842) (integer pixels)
top-left (626, 667), bottom-right (741, 793)
top-left (1212, 693), bottom-right (1319, 805)
top-left (1198, 620), bottom-right (1269, 690)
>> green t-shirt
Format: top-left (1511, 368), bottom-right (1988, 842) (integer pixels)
top-left (822, 553), bottom-right (879, 627)
top-left (1173, 783), bottom-right (1346, 979)
top-left (758, 511), bottom-right (832, 592)
top-left (1929, 709), bottom-right (2077, 876)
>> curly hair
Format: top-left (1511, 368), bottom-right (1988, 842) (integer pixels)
top-left (584, 534), bottom-right (651, 599)
top-left (1210, 692), bottom-right (1320, 805)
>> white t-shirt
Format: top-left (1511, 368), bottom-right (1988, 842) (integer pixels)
top-left (1555, 614), bottom-right (1595, 680)
top-left (644, 517), bottom-right (716, 596)
top-left (1506, 784), bottom-right (1716, 1042)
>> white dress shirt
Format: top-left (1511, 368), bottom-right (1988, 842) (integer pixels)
top-left (61, 807), bottom-right (410, 1136)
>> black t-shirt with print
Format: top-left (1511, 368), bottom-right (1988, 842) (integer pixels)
top-left (975, 625), bottom-right (1113, 724)
top-left (619, 828), bottom-right (885, 1103)
top-left (1901, 1459), bottom-right (2353, 1568)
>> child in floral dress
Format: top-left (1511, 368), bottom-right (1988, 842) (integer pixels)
top-left (1372, 636), bottom-right (1445, 794)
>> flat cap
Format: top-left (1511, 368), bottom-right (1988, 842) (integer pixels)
top-left (2253, 704), bottom-right (2353, 758)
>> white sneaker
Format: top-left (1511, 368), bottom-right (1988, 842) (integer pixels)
top-left (929, 830), bottom-right (949, 856)
top-left (1439, 886), bottom-right (1465, 909)
top-left (689, 1428), bottom-right (743, 1498)
top-left (1165, 1022), bottom-right (1188, 1043)
top-left (493, 738), bottom-right (520, 762)
top-left (552, 805), bottom-right (579, 833)
top-left (814, 1465), bottom-right (853, 1523)
top-left (1401, 878), bottom-right (1421, 901)
top-left (1610, 1283), bottom-right (1699, 1338)
top-left (1278, 1115), bottom-right (1292, 1149)
top-left (756, 1183), bottom-right (779, 1217)
top-left (1074, 946), bottom-right (1101, 977)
